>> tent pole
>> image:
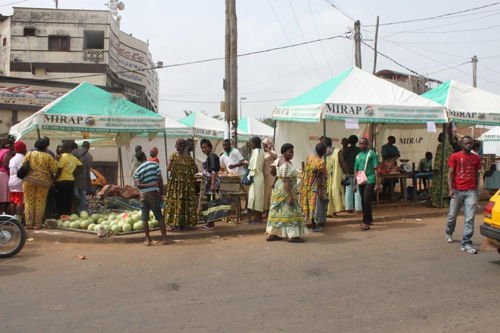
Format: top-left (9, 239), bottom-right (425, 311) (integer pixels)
top-left (439, 123), bottom-right (447, 208)
top-left (272, 120), bottom-right (277, 146)
top-left (36, 127), bottom-right (41, 139)
top-left (163, 131), bottom-right (168, 182)
top-left (118, 147), bottom-right (124, 187)
top-left (323, 119), bottom-right (326, 145)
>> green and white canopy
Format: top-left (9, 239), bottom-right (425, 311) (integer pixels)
top-left (272, 67), bottom-right (447, 124)
top-left (237, 116), bottom-right (274, 139)
top-left (9, 82), bottom-right (165, 141)
top-left (479, 126), bottom-right (500, 156)
top-left (179, 111), bottom-right (249, 141)
top-left (422, 80), bottom-right (500, 125)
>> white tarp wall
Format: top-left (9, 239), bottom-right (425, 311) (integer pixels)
top-left (375, 124), bottom-right (441, 168)
top-left (480, 126), bottom-right (500, 157)
top-left (275, 120), bottom-right (368, 167)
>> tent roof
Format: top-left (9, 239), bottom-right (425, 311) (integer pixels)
top-left (179, 111), bottom-right (249, 141)
top-left (10, 82), bottom-right (165, 142)
top-left (479, 126), bottom-right (500, 141)
top-left (238, 117), bottom-right (274, 138)
top-left (273, 67), bottom-right (447, 124)
top-left (422, 80), bottom-right (500, 125)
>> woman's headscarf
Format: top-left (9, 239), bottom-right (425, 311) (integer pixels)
top-left (263, 137), bottom-right (274, 150)
top-left (14, 141), bottom-right (26, 154)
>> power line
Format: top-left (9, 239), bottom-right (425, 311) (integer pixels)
top-left (380, 23), bottom-right (500, 35)
top-left (40, 33), bottom-right (348, 82)
top-left (364, 2), bottom-right (500, 27)
top-left (322, 0), bottom-right (355, 21)
top-left (0, 0), bottom-right (27, 8)
top-left (159, 97), bottom-right (292, 104)
top-left (307, 0), bottom-right (334, 77)
top-left (384, 38), bottom-right (500, 45)
top-left (84, 0), bottom-right (102, 8)
top-left (267, 0), bottom-right (316, 86)
top-left (287, 0), bottom-right (324, 82)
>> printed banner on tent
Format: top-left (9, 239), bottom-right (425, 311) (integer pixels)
top-left (193, 127), bottom-right (224, 139)
top-left (323, 104), bottom-right (447, 124)
top-left (272, 106), bottom-right (322, 122)
top-left (36, 113), bottom-right (165, 133)
top-left (447, 109), bottom-right (500, 126)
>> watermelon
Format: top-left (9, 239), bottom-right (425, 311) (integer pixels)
top-left (132, 214), bottom-right (142, 222)
top-left (69, 214), bottom-right (79, 222)
top-left (57, 221), bottom-right (64, 227)
top-left (152, 220), bottom-right (159, 228)
top-left (63, 221), bottom-right (71, 228)
top-left (122, 223), bottom-right (132, 232)
top-left (117, 220), bottom-right (125, 227)
top-left (111, 225), bottom-right (121, 234)
top-left (148, 221), bottom-right (154, 229)
top-left (88, 223), bottom-right (96, 231)
top-left (80, 221), bottom-right (87, 229)
top-left (80, 211), bottom-right (89, 220)
top-left (69, 221), bottom-right (80, 229)
top-left (133, 221), bottom-right (144, 231)
top-left (94, 224), bottom-right (102, 232)
top-left (97, 218), bottom-right (105, 224)
top-left (61, 215), bottom-right (70, 221)
top-left (125, 217), bottom-right (134, 225)
top-left (108, 214), bottom-right (117, 221)
top-left (110, 221), bottom-right (117, 227)
top-left (103, 225), bottom-right (111, 232)
top-left (90, 214), bottom-right (99, 222)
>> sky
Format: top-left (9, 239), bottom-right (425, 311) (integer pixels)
top-left (2, 0), bottom-right (500, 121)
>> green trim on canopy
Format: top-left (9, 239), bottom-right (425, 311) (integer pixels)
top-left (421, 80), bottom-right (451, 106)
top-left (179, 113), bottom-right (196, 127)
top-left (237, 116), bottom-right (249, 132)
top-left (280, 67), bottom-right (353, 107)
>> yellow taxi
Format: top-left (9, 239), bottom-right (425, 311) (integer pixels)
top-left (90, 168), bottom-right (107, 193)
top-left (481, 190), bottom-right (500, 254)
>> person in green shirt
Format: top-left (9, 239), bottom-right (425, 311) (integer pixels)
top-left (354, 137), bottom-right (380, 231)
top-left (418, 152), bottom-right (433, 190)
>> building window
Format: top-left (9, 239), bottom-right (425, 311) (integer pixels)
top-left (2, 38), bottom-right (6, 47)
top-left (83, 30), bottom-right (105, 49)
top-left (48, 36), bottom-right (70, 51)
top-left (23, 27), bottom-right (36, 36)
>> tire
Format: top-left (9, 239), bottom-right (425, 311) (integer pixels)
top-left (0, 215), bottom-right (27, 258)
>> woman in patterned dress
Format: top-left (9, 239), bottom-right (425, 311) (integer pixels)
top-left (164, 139), bottom-right (197, 231)
top-left (300, 143), bottom-right (328, 232)
top-left (266, 143), bottom-right (308, 243)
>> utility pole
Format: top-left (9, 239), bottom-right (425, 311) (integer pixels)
top-left (354, 20), bottom-right (362, 69)
top-left (224, 0), bottom-right (238, 145)
top-left (372, 16), bottom-right (379, 74)
top-left (229, 0), bottom-right (238, 145)
top-left (472, 55), bottom-right (478, 138)
top-left (54, 0), bottom-right (59, 9)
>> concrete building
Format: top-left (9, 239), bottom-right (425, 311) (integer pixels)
top-left (375, 69), bottom-right (441, 95)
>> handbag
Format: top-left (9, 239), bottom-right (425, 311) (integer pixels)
top-left (17, 152), bottom-right (31, 179)
top-left (356, 150), bottom-right (372, 185)
top-left (242, 166), bottom-right (254, 185)
top-left (201, 193), bottom-right (231, 222)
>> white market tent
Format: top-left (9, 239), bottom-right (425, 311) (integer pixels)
top-left (272, 67), bottom-right (448, 165)
top-left (422, 80), bottom-right (500, 126)
top-left (237, 116), bottom-right (274, 140)
top-left (479, 127), bottom-right (500, 157)
top-left (9, 82), bottom-right (165, 145)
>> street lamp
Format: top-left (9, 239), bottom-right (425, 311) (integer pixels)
top-left (239, 97), bottom-right (247, 119)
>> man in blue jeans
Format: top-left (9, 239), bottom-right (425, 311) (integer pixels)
top-left (446, 136), bottom-right (481, 254)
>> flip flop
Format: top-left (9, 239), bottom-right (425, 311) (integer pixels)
top-left (168, 227), bottom-right (181, 232)
top-left (360, 224), bottom-right (371, 231)
top-left (247, 221), bottom-right (261, 226)
top-left (288, 237), bottom-right (305, 243)
top-left (199, 225), bottom-right (215, 231)
top-left (310, 227), bottom-right (323, 232)
top-left (266, 236), bottom-right (282, 241)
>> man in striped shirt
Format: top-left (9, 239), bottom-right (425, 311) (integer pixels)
top-left (134, 151), bottom-right (171, 246)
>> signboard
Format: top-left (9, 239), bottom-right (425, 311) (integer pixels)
top-left (193, 127), bottom-right (224, 139)
top-left (36, 113), bottom-right (164, 133)
top-left (323, 104), bottom-right (447, 124)
top-left (272, 105), bottom-right (322, 123)
top-left (0, 84), bottom-right (67, 107)
top-left (447, 109), bottom-right (500, 126)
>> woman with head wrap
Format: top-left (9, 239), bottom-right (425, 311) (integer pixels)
top-left (0, 137), bottom-right (14, 214)
top-left (9, 141), bottom-right (26, 222)
top-left (266, 143), bottom-right (308, 243)
top-left (262, 137), bottom-right (277, 218)
top-left (163, 139), bottom-right (197, 231)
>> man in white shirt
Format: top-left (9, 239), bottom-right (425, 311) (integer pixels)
top-left (220, 139), bottom-right (246, 176)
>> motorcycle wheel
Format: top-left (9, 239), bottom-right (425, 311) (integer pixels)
top-left (0, 215), bottom-right (27, 258)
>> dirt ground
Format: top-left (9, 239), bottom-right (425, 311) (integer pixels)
top-left (1, 213), bottom-right (499, 333)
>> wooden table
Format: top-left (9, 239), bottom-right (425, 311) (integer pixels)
top-left (376, 173), bottom-right (412, 205)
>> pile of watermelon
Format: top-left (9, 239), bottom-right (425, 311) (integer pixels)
top-left (54, 210), bottom-right (159, 234)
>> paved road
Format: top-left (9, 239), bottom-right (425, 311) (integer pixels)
top-left (1, 214), bottom-right (499, 333)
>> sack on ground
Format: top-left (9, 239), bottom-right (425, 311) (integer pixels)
top-left (202, 195), bottom-right (231, 222)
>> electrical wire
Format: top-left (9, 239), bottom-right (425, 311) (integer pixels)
top-left (379, 23), bottom-right (500, 35)
top-left (287, 0), bottom-right (324, 82)
top-left (307, 0), bottom-right (334, 77)
top-left (364, 2), bottom-right (500, 27)
top-left (84, 0), bottom-right (102, 9)
top-left (322, 0), bottom-right (355, 21)
top-left (267, 0), bottom-right (316, 86)
top-left (39, 33), bottom-right (348, 82)
top-left (159, 97), bottom-right (292, 104)
top-left (0, 0), bottom-right (27, 7)
top-left (384, 38), bottom-right (500, 45)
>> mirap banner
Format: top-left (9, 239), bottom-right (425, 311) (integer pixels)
top-left (323, 104), bottom-right (447, 124)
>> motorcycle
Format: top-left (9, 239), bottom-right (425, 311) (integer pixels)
top-left (0, 214), bottom-right (27, 258)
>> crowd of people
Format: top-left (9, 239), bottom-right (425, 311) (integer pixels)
top-left (0, 136), bottom-right (93, 230)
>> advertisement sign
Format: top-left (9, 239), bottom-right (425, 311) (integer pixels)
top-left (0, 84), bottom-right (68, 107)
top-left (272, 105), bottom-right (322, 123)
top-left (37, 113), bottom-right (164, 133)
top-left (447, 109), bottom-right (500, 126)
top-left (323, 104), bottom-right (447, 124)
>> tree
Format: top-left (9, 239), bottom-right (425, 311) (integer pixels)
top-left (183, 110), bottom-right (223, 120)
top-left (259, 117), bottom-right (275, 128)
